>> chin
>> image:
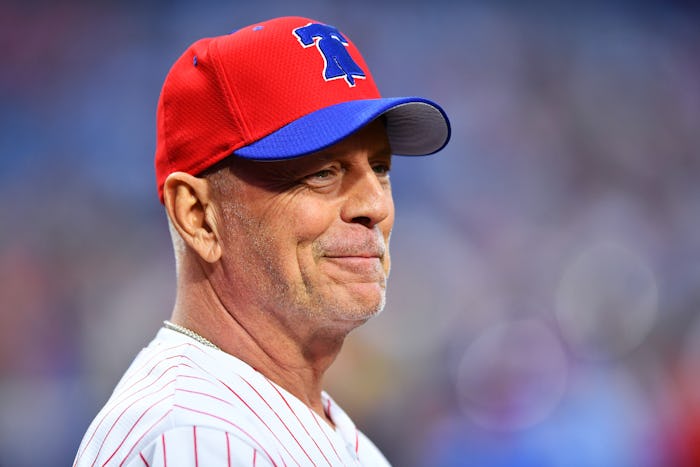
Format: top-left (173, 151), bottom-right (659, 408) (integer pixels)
top-left (331, 287), bottom-right (387, 324)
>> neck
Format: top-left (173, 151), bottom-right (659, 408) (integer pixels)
top-left (170, 268), bottom-right (349, 424)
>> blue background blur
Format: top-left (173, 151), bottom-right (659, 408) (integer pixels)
top-left (1, 1), bottom-right (700, 465)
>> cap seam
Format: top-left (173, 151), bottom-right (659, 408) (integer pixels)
top-left (161, 82), bottom-right (174, 176)
top-left (210, 38), bottom-right (252, 151)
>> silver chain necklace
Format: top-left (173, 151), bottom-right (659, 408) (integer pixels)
top-left (163, 320), bottom-right (220, 350)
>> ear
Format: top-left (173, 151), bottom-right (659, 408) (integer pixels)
top-left (163, 172), bottom-right (222, 263)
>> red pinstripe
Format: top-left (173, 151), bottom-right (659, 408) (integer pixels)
top-left (75, 364), bottom-right (181, 466)
top-left (226, 432), bottom-right (231, 467)
top-left (253, 449), bottom-right (257, 466)
top-left (116, 344), bottom-right (184, 388)
top-left (176, 388), bottom-right (236, 407)
top-left (118, 356), bottom-right (182, 394)
top-left (90, 378), bottom-right (176, 467)
top-left (139, 452), bottom-right (149, 466)
top-left (145, 340), bottom-right (210, 368)
top-left (219, 379), bottom-right (304, 466)
top-left (306, 406), bottom-right (342, 463)
top-left (260, 378), bottom-right (334, 466)
top-left (161, 433), bottom-right (167, 466)
top-left (77, 352), bottom-right (217, 465)
top-left (118, 343), bottom-right (202, 394)
top-left (165, 350), bottom-right (229, 378)
top-left (99, 391), bottom-right (172, 467)
top-left (85, 352), bottom-right (224, 464)
top-left (115, 343), bottom-right (216, 411)
top-left (172, 404), bottom-right (278, 466)
top-left (118, 409), bottom-right (173, 466)
top-left (178, 374), bottom-right (215, 383)
top-left (193, 426), bottom-right (199, 467)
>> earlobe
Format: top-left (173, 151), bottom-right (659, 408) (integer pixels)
top-left (163, 172), bottom-right (222, 263)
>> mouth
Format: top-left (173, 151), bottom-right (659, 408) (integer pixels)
top-left (321, 243), bottom-right (385, 261)
top-left (321, 255), bottom-right (385, 280)
top-left (325, 251), bottom-right (382, 259)
top-left (315, 231), bottom-right (388, 281)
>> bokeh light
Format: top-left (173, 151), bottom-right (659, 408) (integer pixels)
top-left (555, 242), bottom-right (659, 360)
top-left (455, 318), bottom-right (568, 431)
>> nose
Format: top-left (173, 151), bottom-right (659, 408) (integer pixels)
top-left (340, 164), bottom-right (394, 228)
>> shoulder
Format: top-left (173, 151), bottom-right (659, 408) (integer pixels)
top-left (74, 329), bottom-right (277, 466)
top-left (74, 329), bottom-right (392, 466)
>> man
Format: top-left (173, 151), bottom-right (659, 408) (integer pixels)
top-left (75, 16), bottom-right (450, 466)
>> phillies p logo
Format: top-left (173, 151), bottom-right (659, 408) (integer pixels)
top-left (293, 23), bottom-right (366, 87)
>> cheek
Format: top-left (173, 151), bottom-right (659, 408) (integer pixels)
top-left (285, 204), bottom-right (339, 266)
top-left (382, 205), bottom-right (394, 276)
top-left (291, 199), bottom-right (338, 238)
top-left (384, 228), bottom-right (393, 276)
top-left (381, 203), bottom-right (395, 243)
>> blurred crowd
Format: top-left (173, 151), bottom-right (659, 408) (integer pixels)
top-left (1, 1), bottom-right (699, 465)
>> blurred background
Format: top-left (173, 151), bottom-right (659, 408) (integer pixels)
top-left (1, 0), bottom-right (699, 465)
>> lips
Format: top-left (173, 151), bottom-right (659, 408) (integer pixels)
top-left (322, 256), bottom-right (385, 281)
top-left (322, 245), bottom-right (385, 274)
top-left (317, 235), bottom-right (386, 259)
top-left (324, 251), bottom-right (382, 260)
top-left (314, 229), bottom-right (388, 280)
top-left (321, 249), bottom-right (385, 276)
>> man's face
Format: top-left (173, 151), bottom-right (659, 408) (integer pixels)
top-left (211, 120), bottom-right (395, 334)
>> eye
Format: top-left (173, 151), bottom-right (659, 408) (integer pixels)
top-left (311, 169), bottom-right (333, 179)
top-left (302, 165), bottom-right (341, 188)
top-left (372, 163), bottom-right (391, 176)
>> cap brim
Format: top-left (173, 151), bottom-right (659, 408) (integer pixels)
top-left (233, 97), bottom-right (451, 160)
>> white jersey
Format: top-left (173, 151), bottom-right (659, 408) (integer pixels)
top-left (74, 328), bottom-right (391, 466)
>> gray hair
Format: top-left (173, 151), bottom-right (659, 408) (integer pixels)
top-left (167, 216), bottom-right (186, 276)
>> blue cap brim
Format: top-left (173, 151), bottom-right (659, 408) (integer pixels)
top-left (234, 97), bottom-right (451, 160)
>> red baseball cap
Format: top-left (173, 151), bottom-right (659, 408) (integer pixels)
top-left (154, 16), bottom-right (451, 202)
